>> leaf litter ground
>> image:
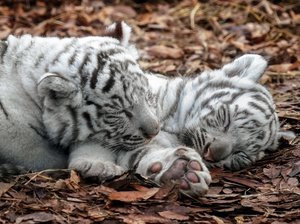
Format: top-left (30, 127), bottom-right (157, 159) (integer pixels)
top-left (0, 1), bottom-right (299, 223)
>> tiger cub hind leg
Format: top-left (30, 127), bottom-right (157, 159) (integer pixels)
top-left (133, 146), bottom-right (211, 196)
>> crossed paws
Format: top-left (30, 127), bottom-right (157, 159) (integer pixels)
top-left (69, 146), bottom-right (211, 197)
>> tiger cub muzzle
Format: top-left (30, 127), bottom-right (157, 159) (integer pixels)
top-left (132, 101), bottom-right (160, 140)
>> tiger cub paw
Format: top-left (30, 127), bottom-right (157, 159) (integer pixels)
top-left (69, 160), bottom-right (125, 181)
top-left (136, 147), bottom-right (211, 196)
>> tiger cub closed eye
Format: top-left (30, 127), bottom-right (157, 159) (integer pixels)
top-left (0, 22), bottom-right (159, 181)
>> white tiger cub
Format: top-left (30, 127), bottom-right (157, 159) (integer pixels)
top-left (118, 54), bottom-right (294, 196)
top-left (0, 22), bottom-right (160, 180)
top-left (102, 24), bottom-right (291, 196)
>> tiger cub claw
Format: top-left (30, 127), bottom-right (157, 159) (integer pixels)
top-left (136, 147), bottom-right (211, 196)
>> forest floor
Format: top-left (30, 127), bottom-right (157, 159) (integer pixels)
top-left (0, 0), bottom-right (299, 223)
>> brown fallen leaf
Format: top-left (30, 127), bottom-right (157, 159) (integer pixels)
top-left (121, 214), bottom-right (170, 224)
top-left (207, 186), bottom-right (223, 195)
top-left (223, 175), bottom-right (262, 189)
top-left (269, 64), bottom-right (294, 73)
top-left (158, 211), bottom-right (189, 221)
top-left (87, 207), bottom-right (111, 221)
top-left (211, 215), bottom-right (225, 224)
top-left (15, 212), bottom-right (56, 224)
top-left (288, 160), bottom-right (300, 177)
top-left (146, 45), bottom-right (184, 59)
top-left (65, 170), bottom-right (81, 190)
top-left (0, 182), bottom-right (14, 197)
top-left (108, 187), bottom-right (159, 202)
top-left (263, 165), bottom-right (281, 179)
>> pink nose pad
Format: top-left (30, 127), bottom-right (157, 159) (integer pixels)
top-left (203, 148), bottom-right (215, 162)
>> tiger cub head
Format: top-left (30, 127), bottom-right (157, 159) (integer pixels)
top-left (37, 22), bottom-right (159, 150)
top-left (181, 55), bottom-right (273, 170)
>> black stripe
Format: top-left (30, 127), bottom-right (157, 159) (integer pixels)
top-left (223, 91), bottom-right (244, 104)
top-left (29, 124), bottom-right (47, 139)
top-left (68, 106), bottom-right (79, 143)
top-left (248, 101), bottom-right (266, 114)
top-left (56, 122), bottom-right (68, 146)
top-left (265, 117), bottom-right (275, 146)
top-left (78, 52), bottom-right (91, 76)
top-left (51, 39), bottom-right (76, 65)
top-left (98, 48), bottom-right (123, 59)
top-left (0, 41), bottom-right (8, 64)
top-left (257, 130), bottom-right (265, 140)
top-left (252, 94), bottom-right (274, 115)
top-left (122, 81), bottom-right (132, 105)
top-left (200, 91), bottom-right (229, 111)
top-left (69, 49), bottom-right (78, 66)
top-left (90, 53), bottom-right (107, 89)
top-left (102, 74), bottom-right (115, 93)
top-left (82, 112), bottom-right (94, 131)
top-left (90, 68), bottom-right (99, 89)
top-left (0, 100), bottom-right (8, 119)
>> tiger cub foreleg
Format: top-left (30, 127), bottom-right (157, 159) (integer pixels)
top-left (117, 132), bottom-right (211, 196)
top-left (68, 142), bottom-right (126, 181)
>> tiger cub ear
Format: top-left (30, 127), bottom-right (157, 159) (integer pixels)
top-left (37, 73), bottom-right (82, 107)
top-left (105, 21), bottom-right (139, 60)
top-left (105, 21), bottom-right (132, 46)
top-left (221, 54), bottom-right (267, 82)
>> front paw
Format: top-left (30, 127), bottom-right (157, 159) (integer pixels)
top-left (136, 147), bottom-right (212, 196)
top-left (69, 159), bottom-right (125, 181)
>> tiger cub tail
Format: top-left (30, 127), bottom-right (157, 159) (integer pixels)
top-left (277, 131), bottom-right (296, 140)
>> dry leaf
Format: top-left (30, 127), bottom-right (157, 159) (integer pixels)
top-left (108, 187), bottom-right (159, 202)
top-left (158, 211), bottom-right (189, 221)
top-left (263, 166), bottom-right (281, 179)
top-left (0, 182), bottom-right (14, 197)
top-left (15, 212), bottom-right (56, 224)
top-left (147, 45), bottom-right (184, 59)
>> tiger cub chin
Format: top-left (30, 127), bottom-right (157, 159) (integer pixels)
top-left (0, 22), bottom-right (159, 181)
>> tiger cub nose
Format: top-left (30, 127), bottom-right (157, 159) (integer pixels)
top-left (139, 123), bottom-right (160, 139)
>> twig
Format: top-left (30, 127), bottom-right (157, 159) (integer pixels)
top-left (190, 3), bottom-right (200, 29)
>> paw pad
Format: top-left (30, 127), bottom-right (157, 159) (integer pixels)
top-left (151, 158), bottom-right (204, 191)
top-left (148, 162), bottom-right (162, 174)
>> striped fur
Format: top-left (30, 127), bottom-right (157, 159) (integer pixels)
top-left (0, 22), bottom-right (159, 180)
top-left (122, 55), bottom-right (293, 177)
top-left (153, 55), bottom-right (291, 171)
